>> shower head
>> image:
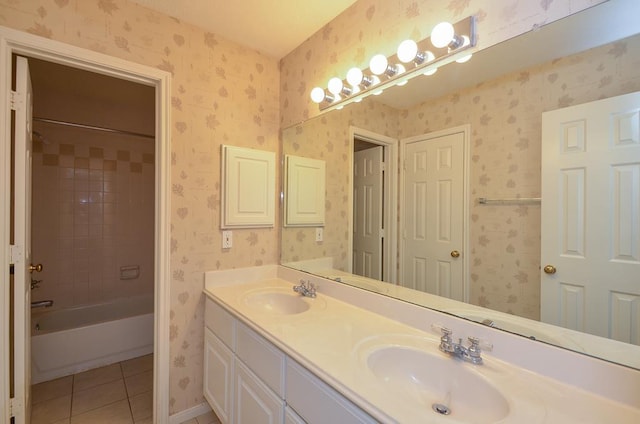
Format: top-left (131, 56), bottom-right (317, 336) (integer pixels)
top-left (32, 130), bottom-right (50, 145)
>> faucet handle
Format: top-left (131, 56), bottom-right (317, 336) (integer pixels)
top-left (468, 336), bottom-right (493, 351)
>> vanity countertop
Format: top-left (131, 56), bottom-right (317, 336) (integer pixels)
top-left (204, 277), bottom-right (640, 424)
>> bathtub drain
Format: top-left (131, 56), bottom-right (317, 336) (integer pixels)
top-left (432, 403), bottom-right (451, 416)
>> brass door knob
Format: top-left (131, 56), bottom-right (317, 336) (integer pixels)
top-left (29, 263), bottom-right (43, 273)
top-left (450, 250), bottom-right (460, 258)
top-left (543, 265), bottom-right (556, 274)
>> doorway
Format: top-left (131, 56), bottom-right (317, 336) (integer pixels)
top-left (349, 126), bottom-right (398, 284)
top-left (1, 28), bottom-right (171, 424)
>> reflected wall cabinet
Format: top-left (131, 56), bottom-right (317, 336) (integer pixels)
top-left (284, 155), bottom-right (326, 227)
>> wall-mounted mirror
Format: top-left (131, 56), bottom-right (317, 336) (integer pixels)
top-left (281, 1), bottom-right (640, 370)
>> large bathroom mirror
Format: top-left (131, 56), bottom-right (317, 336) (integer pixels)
top-left (281, 1), bottom-right (640, 370)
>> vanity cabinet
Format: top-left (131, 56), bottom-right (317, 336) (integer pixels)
top-left (204, 298), bottom-right (376, 424)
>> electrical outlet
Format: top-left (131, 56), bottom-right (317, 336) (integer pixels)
top-left (222, 230), bottom-right (232, 249)
top-left (315, 227), bottom-right (323, 242)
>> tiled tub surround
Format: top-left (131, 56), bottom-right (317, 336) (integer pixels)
top-left (204, 266), bottom-right (640, 423)
top-left (31, 122), bottom-right (155, 309)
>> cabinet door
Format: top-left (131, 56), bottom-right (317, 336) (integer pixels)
top-left (235, 359), bottom-right (284, 424)
top-left (204, 328), bottom-right (234, 424)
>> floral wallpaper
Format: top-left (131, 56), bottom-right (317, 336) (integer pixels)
top-left (0, 0), bottom-right (279, 415)
top-left (281, 100), bottom-right (398, 270)
top-left (0, 0), bottom-right (617, 418)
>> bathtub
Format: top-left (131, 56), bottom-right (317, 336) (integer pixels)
top-left (31, 294), bottom-right (154, 384)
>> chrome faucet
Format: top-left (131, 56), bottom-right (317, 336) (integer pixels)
top-left (293, 280), bottom-right (316, 298)
top-left (31, 300), bottom-right (53, 308)
top-left (432, 324), bottom-right (492, 365)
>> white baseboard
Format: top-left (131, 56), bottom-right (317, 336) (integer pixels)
top-left (168, 402), bottom-right (212, 424)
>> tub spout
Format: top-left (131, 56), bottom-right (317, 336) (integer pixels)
top-left (31, 300), bottom-right (53, 308)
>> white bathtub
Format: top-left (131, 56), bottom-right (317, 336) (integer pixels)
top-left (31, 294), bottom-right (154, 384)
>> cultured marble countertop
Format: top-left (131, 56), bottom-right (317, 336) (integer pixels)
top-left (204, 277), bottom-right (640, 424)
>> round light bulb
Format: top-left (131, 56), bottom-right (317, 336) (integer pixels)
top-left (456, 53), bottom-right (472, 63)
top-left (431, 22), bottom-right (455, 48)
top-left (423, 51), bottom-right (435, 62)
top-left (327, 77), bottom-right (344, 95)
top-left (369, 54), bottom-right (389, 75)
top-left (310, 87), bottom-right (326, 103)
top-left (346, 67), bottom-right (363, 86)
top-left (397, 39), bottom-right (418, 63)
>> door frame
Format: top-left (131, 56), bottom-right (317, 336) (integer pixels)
top-left (348, 126), bottom-right (398, 284)
top-left (0, 26), bottom-right (172, 423)
top-left (399, 125), bottom-right (470, 302)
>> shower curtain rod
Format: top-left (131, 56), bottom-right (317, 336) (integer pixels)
top-left (33, 117), bottom-right (155, 140)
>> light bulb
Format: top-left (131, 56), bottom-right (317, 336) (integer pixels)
top-left (456, 53), bottom-right (472, 63)
top-left (431, 22), bottom-right (455, 48)
top-left (423, 51), bottom-right (435, 63)
top-left (346, 67), bottom-right (363, 87)
top-left (397, 39), bottom-right (418, 63)
top-left (328, 77), bottom-right (344, 96)
top-left (310, 87), bottom-right (327, 103)
top-left (369, 54), bottom-right (389, 75)
top-left (424, 67), bottom-right (438, 76)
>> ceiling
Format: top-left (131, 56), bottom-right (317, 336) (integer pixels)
top-left (128, 0), bottom-right (358, 59)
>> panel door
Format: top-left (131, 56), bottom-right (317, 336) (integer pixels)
top-left (541, 91), bottom-right (640, 344)
top-left (12, 55), bottom-right (34, 424)
top-left (353, 146), bottom-right (383, 279)
top-left (402, 132), bottom-right (465, 301)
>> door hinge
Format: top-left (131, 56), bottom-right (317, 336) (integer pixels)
top-left (10, 244), bottom-right (23, 265)
top-left (9, 397), bottom-right (19, 417)
top-left (10, 90), bottom-right (20, 111)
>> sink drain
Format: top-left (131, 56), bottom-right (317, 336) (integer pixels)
top-left (432, 403), bottom-right (451, 416)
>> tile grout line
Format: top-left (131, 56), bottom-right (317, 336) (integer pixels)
top-left (121, 362), bottom-right (137, 423)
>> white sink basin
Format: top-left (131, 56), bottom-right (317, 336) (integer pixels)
top-left (366, 345), bottom-right (510, 423)
top-left (242, 288), bottom-right (322, 315)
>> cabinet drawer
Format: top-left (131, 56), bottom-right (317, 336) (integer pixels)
top-left (236, 321), bottom-right (285, 398)
top-left (286, 360), bottom-right (376, 424)
top-left (205, 297), bottom-right (235, 349)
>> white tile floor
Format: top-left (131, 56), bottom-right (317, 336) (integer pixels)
top-left (31, 353), bottom-right (220, 424)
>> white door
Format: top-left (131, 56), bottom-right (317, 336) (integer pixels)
top-left (541, 91), bottom-right (640, 344)
top-left (402, 131), bottom-right (466, 301)
top-left (11, 56), bottom-right (34, 424)
top-left (353, 146), bottom-right (383, 279)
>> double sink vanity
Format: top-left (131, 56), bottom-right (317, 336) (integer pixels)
top-left (203, 265), bottom-right (640, 423)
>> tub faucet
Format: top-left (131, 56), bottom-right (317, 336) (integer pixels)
top-left (432, 324), bottom-right (492, 365)
top-left (31, 300), bottom-right (53, 308)
top-left (293, 280), bottom-right (316, 298)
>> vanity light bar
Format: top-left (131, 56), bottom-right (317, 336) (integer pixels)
top-left (310, 16), bottom-right (477, 112)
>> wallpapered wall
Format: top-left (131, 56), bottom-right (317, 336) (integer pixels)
top-left (279, 0), bottom-right (605, 128)
top-left (281, 33), bottom-right (640, 320)
top-left (0, 0), bottom-right (609, 417)
top-left (0, 0), bottom-right (279, 414)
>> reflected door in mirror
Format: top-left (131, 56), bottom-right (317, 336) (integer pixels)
top-left (541, 91), bottom-right (640, 345)
top-left (402, 130), bottom-right (466, 301)
top-left (353, 146), bottom-right (384, 279)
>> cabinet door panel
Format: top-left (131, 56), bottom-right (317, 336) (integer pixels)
top-left (235, 359), bottom-right (284, 424)
top-left (204, 328), bottom-right (234, 424)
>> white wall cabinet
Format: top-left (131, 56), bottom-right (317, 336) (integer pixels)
top-left (204, 298), bottom-right (376, 424)
top-left (284, 155), bottom-right (325, 227)
top-left (221, 145), bottom-right (276, 228)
